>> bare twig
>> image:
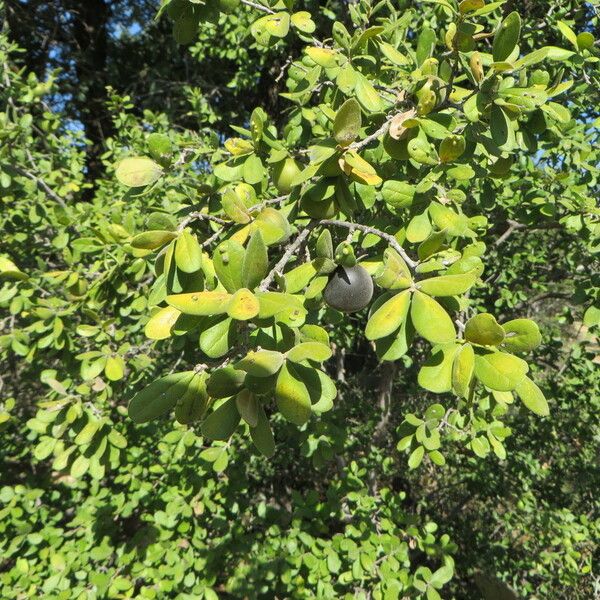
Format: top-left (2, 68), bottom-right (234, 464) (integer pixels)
top-left (319, 219), bottom-right (417, 268)
top-left (259, 223), bottom-right (317, 291)
top-left (349, 118), bottom-right (393, 152)
top-left (494, 219), bottom-right (526, 246)
top-left (178, 211), bottom-right (229, 231)
top-left (240, 0), bottom-right (275, 14)
top-left (8, 163), bottom-right (68, 210)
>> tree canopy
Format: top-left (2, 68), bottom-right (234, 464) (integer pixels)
top-left (1, 0), bottom-right (599, 598)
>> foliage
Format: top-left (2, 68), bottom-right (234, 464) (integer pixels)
top-left (1, 0), bottom-right (599, 597)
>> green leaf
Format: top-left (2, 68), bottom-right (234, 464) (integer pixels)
top-left (411, 291), bottom-right (456, 344)
top-left (286, 342), bottom-right (332, 363)
top-left (250, 405), bottom-right (276, 457)
top-left (242, 230), bottom-right (268, 289)
top-left (275, 363), bottom-right (312, 425)
top-left (235, 389), bottom-right (259, 427)
top-left (417, 271), bottom-right (477, 296)
top-left (316, 229), bottom-right (334, 259)
top-left (291, 11), bottom-right (316, 33)
top-left (145, 305), bottom-right (181, 340)
top-left (227, 288), bottom-right (260, 321)
top-left (493, 12), bottom-right (521, 62)
top-left (242, 154), bottom-right (264, 185)
top-left (207, 366), bottom-right (246, 398)
top-left (465, 313), bottom-right (505, 346)
top-left (199, 316), bottom-right (235, 358)
top-left (439, 135), bottom-right (466, 163)
top-left (0, 256), bottom-right (28, 280)
top-left (583, 305), bottom-right (600, 328)
top-left (213, 240), bottom-right (246, 292)
top-left (557, 20), bottom-right (578, 49)
top-left (147, 132), bottom-right (172, 162)
top-left (115, 157), bottom-right (163, 187)
top-left (459, 0), bottom-right (484, 14)
top-left (381, 180), bottom-right (416, 208)
top-left (333, 98), bottom-right (362, 147)
top-left (175, 230), bottom-right (203, 273)
top-left (131, 230), bottom-right (177, 250)
top-left (577, 31), bottom-right (595, 50)
top-left (105, 355), bottom-right (125, 381)
top-left (474, 351), bottom-right (528, 392)
top-left (452, 343), bottom-right (475, 398)
top-left (365, 289), bottom-right (411, 341)
top-left (355, 75), bottom-right (384, 113)
top-left (490, 104), bottom-right (514, 150)
top-left (408, 445), bottom-right (425, 470)
top-left (128, 371), bottom-right (195, 423)
top-left (167, 291), bottom-right (231, 316)
top-left (374, 248), bottom-right (413, 289)
top-left (418, 343), bottom-right (459, 393)
top-left (515, 376), bottom-right (549, 416)
top-left (201, 397), bottom-right (240, 441)
top-left (416, 27), bottom-right (436, 66)
top-left (501, 319), bottom-right (542, 352)
top-left (235, 350), bottom-right (284, 377)
top-left (175, 372), bottom-right (210, 424)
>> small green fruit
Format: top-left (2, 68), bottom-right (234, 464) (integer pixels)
top-left (323, 265), bottom-right (373, 313)
top-left (273, 158), bottom-right (301, 194)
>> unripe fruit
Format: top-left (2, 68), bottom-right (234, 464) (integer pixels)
top-left (324, 265), bottom-right (374, 313)
top-left (272, 158), bottom-right (301, 194)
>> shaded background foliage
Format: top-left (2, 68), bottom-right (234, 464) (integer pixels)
top-left (1, 0), bottom-right (599, 598)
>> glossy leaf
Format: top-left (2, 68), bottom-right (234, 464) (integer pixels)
top-left (201, 397), bottom-right (241, 441)
top-left (493, 12), bottom-right (521, 62)
top-left (145, 305), bottom-right (181, 340)
top-left (465, 313), bottom-right (505, 346)
top-left (418, 343), bottom-right (459, 393)
top-left (515, 376), bottom-right (549, 416)
top-left (275, 363), bottom-right (312, 425)
top-left (250, 405), bottom-right (276, 457)
top-left (167, 291), bottom-right (231, 316)
top-left (227, 288), bottom-right (260, 320)
top-left (411, 291), bottom-right (456, 344)
top-left (286, 342), bottom-right (332, 363)
top-left (474, 351), bottom-right (529, 392)
top-left (242, 230), bottom-right (268, 290)
top-left (333, 98), bottom-right (362, 146)
top-left (175, 230), bottom-right (203, 273)
top-left (365, 289), bottom-right (411, 341)
top-left (115, 156), bottom-right (163, 187)
top-left (235, 350), bottom-right (284, 377)
top-left (452, 343), bottom-right (475, 398)
top-left (501, 319), bottom-right (542, 353)
top-left (417, 271), bottom-right (477, 297)
top-left (128, 371), bottom-right (195, 423)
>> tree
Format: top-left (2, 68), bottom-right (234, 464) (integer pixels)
top-left (0, 0), bottom-right (598, 597)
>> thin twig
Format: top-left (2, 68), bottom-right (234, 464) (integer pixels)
top-left (178, 211), bottom-right (229, 231)
top-left (319, 219), bottom-right (417, 268)
top-left (259, 223), bottom-right (317, 291)
top-left (8, 163), bottom-right (68, 210)
top-left (349, 118), bottom-right (393, 152)
top-left (494, 219), bottom-right (526, 246)
top-left (240, 0), bottom-right (275, 14)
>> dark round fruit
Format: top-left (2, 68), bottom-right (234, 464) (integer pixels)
top-left (323, 265), bottom-right (374, 313)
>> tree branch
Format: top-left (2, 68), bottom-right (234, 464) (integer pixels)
top-left (240, 0), bottom-right (275, 14)
top-left (319, 219), bottom-right (417, 268)
top-left (8, 163), bottom-right (69, 210)
top-left (259, 223), bottom-right (317, 291)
